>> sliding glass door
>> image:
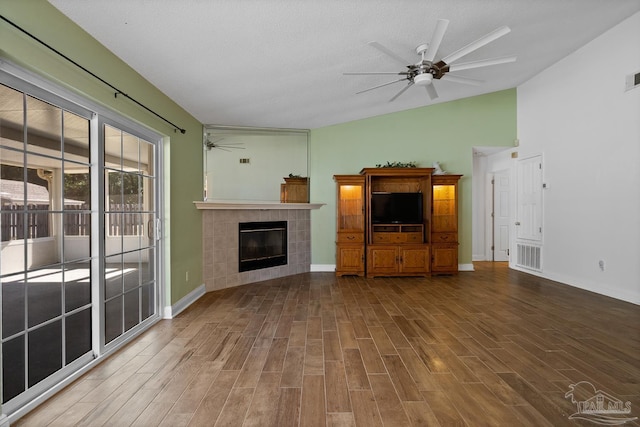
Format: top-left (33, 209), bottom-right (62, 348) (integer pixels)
top-left (1, 72), bottom-right (162, 415)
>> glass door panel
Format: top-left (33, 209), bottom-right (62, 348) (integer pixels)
top-left (102, 124), bottom-right (157, 346)
top-left (1, 83), bottom-right (93, 406)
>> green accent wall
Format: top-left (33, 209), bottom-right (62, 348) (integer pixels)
top-left (309, 89), bottom-right (517, 266)
top-left (1, 1), bottom-right (204, 304)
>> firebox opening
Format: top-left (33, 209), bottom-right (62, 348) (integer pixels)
top-left (239, 221), bottom-right (287, 272)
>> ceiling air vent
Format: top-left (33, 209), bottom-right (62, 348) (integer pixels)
top-left (625, 70), bottom-right (640, 91)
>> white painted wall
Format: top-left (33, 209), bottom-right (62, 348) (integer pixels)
top-left (205, 131), bottom-right (308, 201)
top-left (517, 12), bottom-right (640, 304)
top-left (472, 152), bottom-right (488, 260)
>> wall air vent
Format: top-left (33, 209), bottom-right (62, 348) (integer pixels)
top-left (625, 70), bottom-right (640, 91)
top-left (516, 243), bottom-right (542, 272)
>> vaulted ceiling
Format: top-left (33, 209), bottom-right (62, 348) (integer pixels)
top-left (49, 0), bottom-right (640, 129)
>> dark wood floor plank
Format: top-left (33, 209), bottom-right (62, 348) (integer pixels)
top-left (381, 355), bottom-right (423, 401)
top-left (76, 373), bottom-right (153, 426)
top-left (214, 387), bottom-right (255, 426)
top-left (235, 346), bottom-right (270, 388)
top-left (16, 263), bottom-right (640, 427)
top-left (369, 374), bottom-right (411, 426)
top-left (280, 346), bottom-right (305, 388)
top-left (187, 370), bottom-right (240, 426)
top-left (396, 347), bottom-right (441, 391)
top-left (368, 325), bottom-right (398, 355)
top-left (420, 389), bottom-right (467, 426)
top-left (300, 375), bottom-right (326, 427)
top-left (337, 321), bottom-right (358, 349)
top-left (262, 337), bottom-right (289, 372)
top-left (325, 360), bottom-right (351, 413)
top-left (357, 338), bottom-right (386, 374)
top-left (349, 390), bottom-right (383, 427)
top-left (243, 372), bottom-right (281, 427)
top-left (344, 348), bottom-right (371, 390)
top-left (323, 330), bottom-right (342, 361)
top-left (275, 387), bottom-right (301, 427)
top-left (497, 372), bottom-right (570, 426)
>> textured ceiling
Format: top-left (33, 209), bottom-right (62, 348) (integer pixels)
top-left (49, 0), bottom-right (640, 130)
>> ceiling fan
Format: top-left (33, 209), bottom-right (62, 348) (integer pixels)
top-left (345, 19), bottom-right (516, 102)
top-left (204, 133), bottom-right (245, 151)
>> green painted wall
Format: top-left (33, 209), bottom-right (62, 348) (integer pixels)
top-left (0, 1), bottom-right (203, 304)
top-left (309, 89), bottom-right (517, 266)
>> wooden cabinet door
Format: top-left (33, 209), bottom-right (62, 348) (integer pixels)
top-left (336, 244), bottom-right (364, 276)
top-left (367, 246), bottom-right (399, 276)
top-left (335, 175), bottom-right (365, 235)
top-left (399, 246), bottom-right (430, 274)
top-left (431, 244), bottom-right (458, 273)
top-left (334, 175), bottom-right (366, 276)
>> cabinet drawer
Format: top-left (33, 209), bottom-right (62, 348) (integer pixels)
top-left (373, 232), bottom-right (424, 243)
top-left (373, 233), bottom-right (403, 243)
top-left (338, 232), bottom-right (364, 243)
top-left (404, 232), bottom-right (423, 243)
top-left (432, 233), bottom-right (457, 243)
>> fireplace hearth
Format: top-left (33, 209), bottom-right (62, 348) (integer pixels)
top-left (239, 221), bottom-right (287, 272)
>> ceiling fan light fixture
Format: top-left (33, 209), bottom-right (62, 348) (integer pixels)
top-left (414, 73), bottom-right (433, 86)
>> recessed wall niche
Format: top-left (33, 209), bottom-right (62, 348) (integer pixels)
top-left (203, 126), bottom-right (308, 201)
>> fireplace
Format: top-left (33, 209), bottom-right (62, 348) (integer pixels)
top-left (239, 221), bottom-right (287, 272)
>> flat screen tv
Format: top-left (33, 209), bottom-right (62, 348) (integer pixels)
top-left (371, 192), bottom-right (423, 224)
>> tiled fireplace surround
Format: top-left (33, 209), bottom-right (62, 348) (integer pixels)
top-left (197, 202), bottom-right (322, 291)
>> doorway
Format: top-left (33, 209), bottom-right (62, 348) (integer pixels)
top-left (492, 170), bottom-right (510, 261)
top-left (472, 147), bottom-right (513, 262)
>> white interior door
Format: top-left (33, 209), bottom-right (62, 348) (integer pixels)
top-left (516, 155), bottom-right (543, 241)
top-left (493, 170), bottom-right (510, 261)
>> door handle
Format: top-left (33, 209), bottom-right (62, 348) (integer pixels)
top-left (515, 221), bottom-right (521, 226)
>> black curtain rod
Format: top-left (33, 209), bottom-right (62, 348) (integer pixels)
top-left (1, 15), bottom-right (187, 134)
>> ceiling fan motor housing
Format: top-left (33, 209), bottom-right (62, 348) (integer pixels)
top-left (414, 73), bottom-right (433, 86)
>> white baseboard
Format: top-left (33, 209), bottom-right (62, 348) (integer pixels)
top-left (312, 264), bottom-right (475, 273)
top-left (311, 264), bottom-right (335, 272)
top-left (458, 263), bottom-right (475, 272)
top-left (163, 283), bottom-right (205, 319)
top-left (0, 414), bottom-right (9, 427)
top-left (511, 266), bottom-right (640, 306)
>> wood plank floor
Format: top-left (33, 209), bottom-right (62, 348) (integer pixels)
top-left (15, 262), bottom-right (640, 426)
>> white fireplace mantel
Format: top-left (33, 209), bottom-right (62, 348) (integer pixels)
top-left (194, 200), bottom-right (324, 210)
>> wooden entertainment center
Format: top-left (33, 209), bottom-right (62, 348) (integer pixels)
top-left (334, 167), bottom-right (461, 277)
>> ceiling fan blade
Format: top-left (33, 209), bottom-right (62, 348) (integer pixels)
top-left (423, 19), bottom-right (449, 62)
top-left (389, 82), bottom-right (414, 102)
top-left (425, 84), bottom-right (439, 100)
top-left (368, 41), bottom-right (411, 66)
top-left (216, 146), bottom-right (245, 149)
top-left (440, 74), bottom-right (484, 86)
top-left (356, 78), bottom-right (407, 95)
top-left (448, 55), bottom-right (517, 72)
top-left (441, 26), bottom-right (511, 64)
top-left (344, 72), bottom-right (409, 75)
